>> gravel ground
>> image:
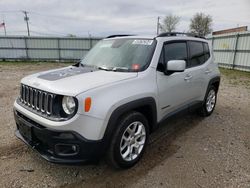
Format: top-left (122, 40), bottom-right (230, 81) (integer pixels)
top-left (0, 62), bottom-right (250, 188)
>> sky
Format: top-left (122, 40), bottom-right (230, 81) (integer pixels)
top-left (0, 0), bottom-right (249, 37)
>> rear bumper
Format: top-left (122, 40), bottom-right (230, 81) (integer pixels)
top-left (14, 110), bottom-right (105, 164)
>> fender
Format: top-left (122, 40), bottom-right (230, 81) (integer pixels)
top-left (204, 76), bottom-right (221, 100)
top-left (209, 76), bottom-right (220, 84)
top-left (208, 76), bottom-right (220, 90)
top-left (101, 97), bottom-right (157, 151)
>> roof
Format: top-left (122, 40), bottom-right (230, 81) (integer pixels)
top-left (104, 35), bottom-right (155, 40)
top-left (105, 32), bottom-right (206, 40)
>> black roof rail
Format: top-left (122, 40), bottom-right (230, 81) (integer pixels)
top-left (106, 34), bottom-right (135, 39)
top-left (157, 32), bottom-right (205, 39)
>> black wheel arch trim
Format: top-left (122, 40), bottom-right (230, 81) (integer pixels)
top-left (204, 76), bottom-right (221, 100)
top-left (101, 97), bottom-right (157, 152)
top-left (208, 76), bottom-right (220, 91)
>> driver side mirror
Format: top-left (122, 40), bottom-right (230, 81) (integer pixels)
top-left (165, 60), bottom-right (186, 74)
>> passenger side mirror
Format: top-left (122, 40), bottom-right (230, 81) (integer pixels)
top-left (165, 60), bottom-right (186, 74)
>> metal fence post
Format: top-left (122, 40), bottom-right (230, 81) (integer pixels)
top-left (89, 37), bottom-right (92, 49)
top-left (57, 38), bottom-right (61, 62)
top-left (232, 33), bottom-right (239, 69)
top-left (24, 36), bottom-right (29, 60)
top-left (212, 36), bottom-right (214, 49)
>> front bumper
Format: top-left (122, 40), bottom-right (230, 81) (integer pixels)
top-left (14, 100), bottom-right (106, 140)
top-left (14, 110), bottom-right (105, 164)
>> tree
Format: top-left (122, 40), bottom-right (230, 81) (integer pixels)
top-left (189, 13), bottom-right (213, 37)
top-left (66, 34), bottom-right (77, 37)
top-left (160, 14), bottom-right (180, 33)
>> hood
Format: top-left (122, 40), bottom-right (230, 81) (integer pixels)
top-left (21, 66), bottom-right (138, 96)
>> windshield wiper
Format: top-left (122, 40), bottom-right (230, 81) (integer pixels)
top-left (79, 63), bottom-right (96, 68)
top-left (112, 67), bottom-right (130, 72)
top-left (97, 66), bottom-right (113, 71)
top-left (81, 65), bottom-right (130, 72)
top-left (72, 62), bottom-right (81, 67)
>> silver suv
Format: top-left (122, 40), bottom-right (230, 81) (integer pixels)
top-left (14, 32), bottom-right (220, 168)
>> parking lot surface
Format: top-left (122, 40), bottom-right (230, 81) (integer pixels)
top-left (0, 62), bottom-right (250, 188)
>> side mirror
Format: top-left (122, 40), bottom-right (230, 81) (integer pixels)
top-left (165, 60), bottom-right (186, 73)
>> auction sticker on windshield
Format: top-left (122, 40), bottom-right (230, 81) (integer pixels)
top-left (132, 40), bottom-right (153, 45)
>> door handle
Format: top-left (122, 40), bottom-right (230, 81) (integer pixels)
top-left (205, 69), bottom-right (212, 74)
top-left (184, 74), bottom-right (192, 81)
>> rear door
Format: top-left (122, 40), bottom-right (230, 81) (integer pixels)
top-left (186, 41), bottom-right (209, 101)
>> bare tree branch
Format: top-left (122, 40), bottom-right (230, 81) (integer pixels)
top-left (189, 13), bottom-right (213, 37)
top-left (161, 14), bottom-right (180, 33)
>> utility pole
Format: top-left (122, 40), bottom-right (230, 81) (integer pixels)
top-left (1, 14), bottom-right (6, 36)
top-left (23, 11), bottom-right (30, 36)
top-left (3, 20), bottom-right (6, 36)
top-left (156, 16), bottom-right (160, 35)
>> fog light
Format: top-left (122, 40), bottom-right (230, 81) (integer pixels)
top-left (71, 145), bottom-right (77, 152)
top-left (55, 144), bottom-right (79, 156)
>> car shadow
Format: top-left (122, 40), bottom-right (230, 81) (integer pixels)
top-left (57, 111), bottom-right (205, 188)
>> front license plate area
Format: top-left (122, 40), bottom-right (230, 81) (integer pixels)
top-left (19, 121), bottom-right (32, 141)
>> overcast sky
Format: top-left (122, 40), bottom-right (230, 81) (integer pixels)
top-left (0, 0), bottom-right (249, 37)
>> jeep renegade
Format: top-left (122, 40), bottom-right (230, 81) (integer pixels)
top-left (14, 32), bottom-right (220, 168)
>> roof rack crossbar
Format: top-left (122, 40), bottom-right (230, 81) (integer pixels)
top-left (157, 32), bottom-right (205, 39)
top-left (106, 34), bottom-right (135, 39)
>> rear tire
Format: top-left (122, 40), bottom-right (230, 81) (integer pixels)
top-left (106, 111), bottom-right (149, 169)
top-left (198, 86), bottom-right (217, 117)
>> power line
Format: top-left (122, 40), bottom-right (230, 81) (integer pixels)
top-left (29, 23), bottom-right (68, 36)
top-left (5, 30), bottom-right (27, 33)
top-left (216, 19), bottom-right (250, 25)
top-left (1, 10), bottom-right (249, 37)
top-left (30, 11), bottom-right (157, 23)
top-left (0, 10), bottom-right (21, 13)
top-left (30, 31), bottom-right (64, 36)
top-left (0, 10), bottom-right (160, 37)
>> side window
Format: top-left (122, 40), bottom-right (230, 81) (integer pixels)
top-left (164, 42), bottom-right (188, 63)
top-left (188, 41), bottom-right (205, 68)
top-left (203, 42), bottom-right (210, 62)
top-left (157, 42), bottom-right (187, 72)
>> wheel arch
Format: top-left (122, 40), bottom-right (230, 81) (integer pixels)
top-left (204, 76), bottom-right (220, 102)
top-left (102, 97), bottom-right (157, 151)
top-left (208, 76), bottom-right (220, 93)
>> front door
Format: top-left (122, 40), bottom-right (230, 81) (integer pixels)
top-left (156, 41), bottom-right (191, 118)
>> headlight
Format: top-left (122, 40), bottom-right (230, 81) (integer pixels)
top-left (62, 96), bottom-right (76, 115)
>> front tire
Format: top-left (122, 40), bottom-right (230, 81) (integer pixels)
top-left (107, 111), bottom-right (149, 169)
top-left (198, 86), bottom-right (217, 117)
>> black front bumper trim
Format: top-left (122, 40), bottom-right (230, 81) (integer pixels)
top-left (14, 110), bottom-right (105, 164)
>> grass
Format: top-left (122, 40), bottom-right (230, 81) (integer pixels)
top-left (219, 68), bottom-right (250, 87)
top-left (220, 68), bottom-right (250, 78)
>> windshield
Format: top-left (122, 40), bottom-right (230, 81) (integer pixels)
top-left (80, 38), bottom-right (156, 72)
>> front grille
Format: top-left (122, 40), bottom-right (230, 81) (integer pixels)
top-left (19, 84), bottom-right (55, 116)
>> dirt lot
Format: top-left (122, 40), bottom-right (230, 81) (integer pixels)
top-left (0, 62), bottom-right (250, 188)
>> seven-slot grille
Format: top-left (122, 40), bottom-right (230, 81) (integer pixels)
top-left (19, 84), bottom-right (54, 115)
